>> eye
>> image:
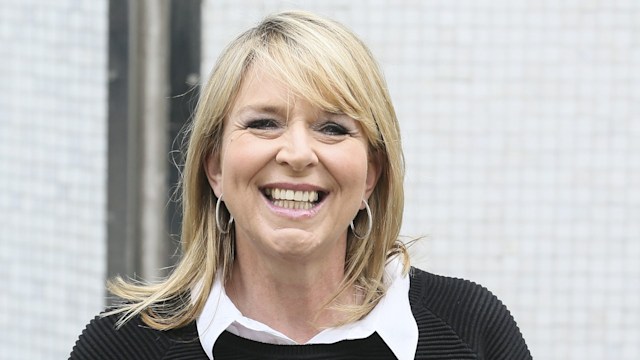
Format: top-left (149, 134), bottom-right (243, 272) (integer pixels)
top-left (317, 122), bottom-right (349, 136)
top-left (245, 118), bottom-right (280, 130)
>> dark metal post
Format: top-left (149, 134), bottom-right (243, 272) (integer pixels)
top-left (106, 0), bottom-right (201, 284)
top-left (166, 0), bottom-right (202, 264)
top-left (107, 0), bottom-right (142, 281)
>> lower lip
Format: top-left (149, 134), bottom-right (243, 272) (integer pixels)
top-left (262, 194), bottom-right (324, 219)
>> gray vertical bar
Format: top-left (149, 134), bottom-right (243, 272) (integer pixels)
top-left (137, 0), bottom-right (170, 281)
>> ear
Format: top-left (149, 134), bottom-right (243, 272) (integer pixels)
top-left (204, 152), bottom-right (223, 198)
top-left (363, 151), bottom-right (382, 209)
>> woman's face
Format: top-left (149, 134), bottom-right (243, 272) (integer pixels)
top-left (205, 66), bottom-right (379, 265)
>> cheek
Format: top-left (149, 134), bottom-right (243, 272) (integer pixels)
top-left (219, 134), bottom-right (273, 187)
top-left (327, 144), bottom-right (370, 188)
top-left (218, 136), bottom-right (247, 188)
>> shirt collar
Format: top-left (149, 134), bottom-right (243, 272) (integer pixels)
top-left (196, 258), bottom-right (418, 360)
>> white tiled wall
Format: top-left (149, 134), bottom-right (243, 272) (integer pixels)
top-left (0, 1), bottom-right (108, 359)
top-left (202, 1), bottom-right (639, 358)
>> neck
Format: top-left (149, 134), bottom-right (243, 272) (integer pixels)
top-left (226, 247), bottom-right (354, 343)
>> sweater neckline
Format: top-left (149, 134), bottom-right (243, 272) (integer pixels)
top-left (212, 330), bottom-right (396, 359)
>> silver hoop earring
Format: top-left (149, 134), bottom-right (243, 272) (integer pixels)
top-left (215, 196), bottom-right (234, 234)
top-left (350, 200), bottom-right (372, 240)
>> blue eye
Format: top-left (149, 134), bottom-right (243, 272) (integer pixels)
top-left (319, 122), bottom-right (349, 136)
top-left (246, 119), bottom-right (279, 130)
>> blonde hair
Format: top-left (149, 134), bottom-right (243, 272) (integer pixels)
top-left (108, 10), bottom-right (408, 330)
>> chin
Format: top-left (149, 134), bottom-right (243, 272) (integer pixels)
top-left (266, 229), bottom-right (340, 261)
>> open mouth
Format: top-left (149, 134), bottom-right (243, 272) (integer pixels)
top-left (262, 188), bottom-right (326, 210)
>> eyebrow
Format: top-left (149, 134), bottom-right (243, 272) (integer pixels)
top-left (234, 104), bottom-right (288, 118)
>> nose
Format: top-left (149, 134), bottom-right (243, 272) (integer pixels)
top-left (275, 123), bottom-right (318, 171)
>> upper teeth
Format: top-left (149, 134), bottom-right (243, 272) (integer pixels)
top-left (265, 188), bottom-right (319, 202)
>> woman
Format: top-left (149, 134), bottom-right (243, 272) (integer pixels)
top-left (71, 10), bottom-right (531, 359)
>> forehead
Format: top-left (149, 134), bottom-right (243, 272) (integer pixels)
top-left (229, 65), bottom-right (322, 118)
top-left (232, 66), bottom-right (290, 107)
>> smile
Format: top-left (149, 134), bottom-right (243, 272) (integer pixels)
top-left (262, 188), bottom-right (325, 210)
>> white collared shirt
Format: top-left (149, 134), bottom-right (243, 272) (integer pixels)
top-left (196, 258), bottom-right (418, 360)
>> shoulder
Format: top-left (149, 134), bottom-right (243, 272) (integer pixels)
top-left (408, 267), bottom-right (532, 360)
top-left (409, 267), bottom-right (501, 314)
top-left (69, 311), bottom-right (205, 359)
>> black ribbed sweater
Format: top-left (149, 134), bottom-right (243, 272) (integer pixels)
top-left (70, 268), bottom-right (532, 359)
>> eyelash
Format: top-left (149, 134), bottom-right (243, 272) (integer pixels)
top-left (317, 122), bottom-right (350, 136)
top-left (245, 119), bottom-right (280, 130)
